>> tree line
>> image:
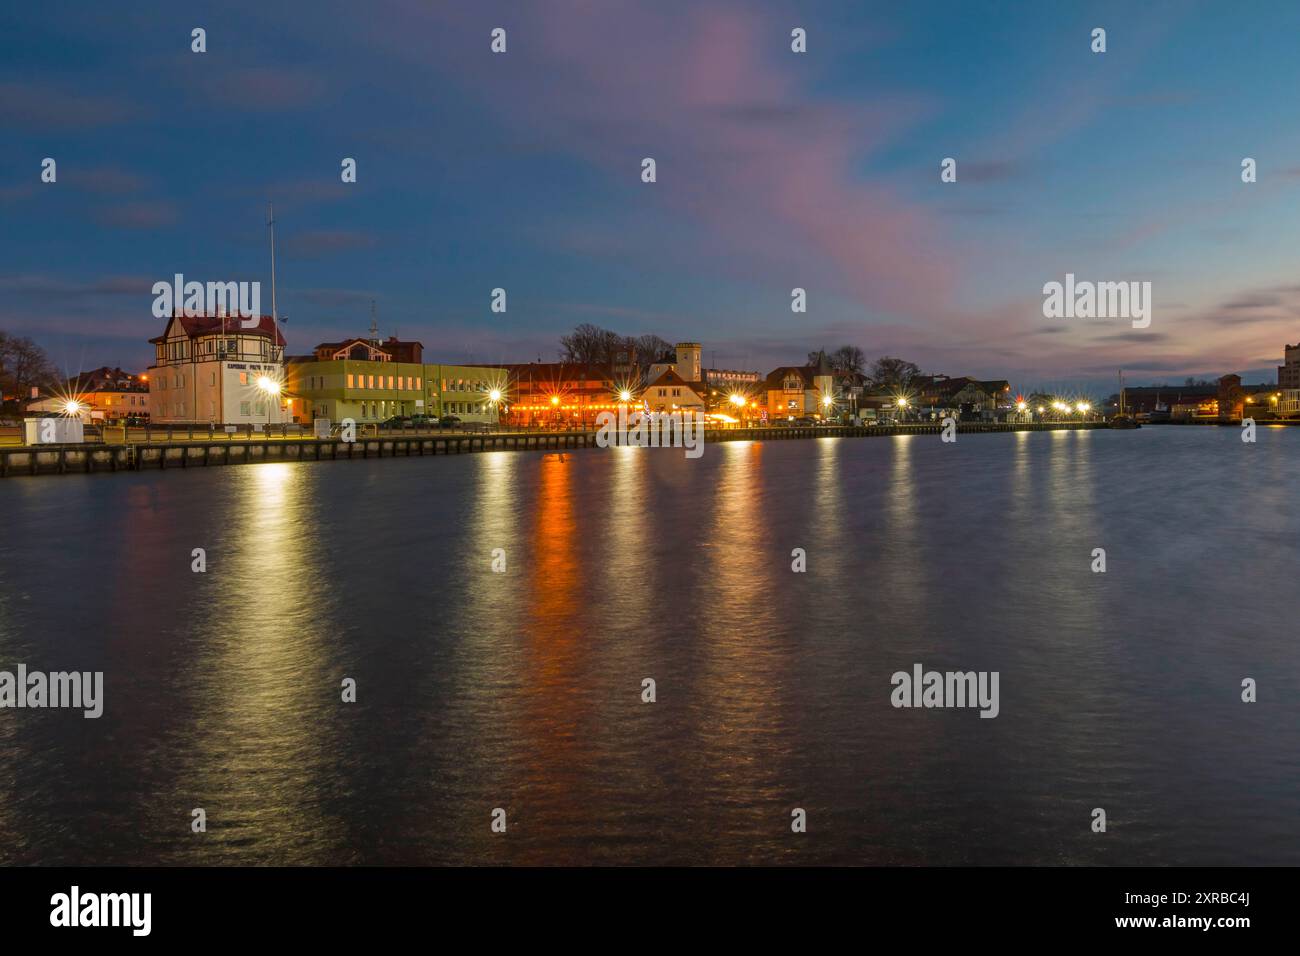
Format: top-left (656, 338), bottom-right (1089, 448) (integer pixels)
top-left (557, 325), bottom-right (921, 389)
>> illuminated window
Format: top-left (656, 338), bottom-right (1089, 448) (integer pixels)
top-left (347, 374), bottom-right (355, 388)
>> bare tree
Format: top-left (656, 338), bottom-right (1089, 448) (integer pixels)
top-left (559, 323), bottom-right (622, 365)
top-left (831, 345), bottom-right (865, 374)
top-left (869, 356), bottom-right (921, 389)
top-left (806, 345), bottom-right (866, 374)
top-left (633, 334), bottom-right (672, 363)
top-left (0, 331), bottom-right (58, 405)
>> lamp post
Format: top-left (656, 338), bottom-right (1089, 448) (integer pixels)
top-left (256, 375), bottom-right (281, 431)
top-left (729, 393), bottom-right (747, 428)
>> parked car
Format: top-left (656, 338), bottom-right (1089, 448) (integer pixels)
top-left (437, 415), bottom-right (462, 427)
top-left (381, 416), bottom-right (413, 427)
top-left (792, 416), bottom-right (816, 426)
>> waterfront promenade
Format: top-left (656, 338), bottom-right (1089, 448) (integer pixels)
top-left (0, 420), bottom-right (1111, 478)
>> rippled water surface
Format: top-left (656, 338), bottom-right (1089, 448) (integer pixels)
top-left (1, 427), bottom-right (1297, 864)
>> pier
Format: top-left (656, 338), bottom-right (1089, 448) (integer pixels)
top-left (0, 420), bottom-right (1110, 479)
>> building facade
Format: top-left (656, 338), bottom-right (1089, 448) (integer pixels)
top-left (763, 358), bottom-right (835, 419)
top-left (285, 339), bottom-right (503, 425)
top-left (1279, 343), bottom-right (1300, 390)
top-left (286, 356), bottom-right (429, 423)
top-left (494, 362), bottom-right (617, 429)
top-left (27, 366), bottom-right (150, 422)
top-left (642, 367), bottom-right (705, 413)
top-left (147, 313), bottom-right (286, 424)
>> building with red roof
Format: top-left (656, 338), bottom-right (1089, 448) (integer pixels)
top-left (147, 312), bottom-right (288, 424)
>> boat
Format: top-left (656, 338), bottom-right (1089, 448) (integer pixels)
top-left (1111, 370), bottom-right (1140, 427)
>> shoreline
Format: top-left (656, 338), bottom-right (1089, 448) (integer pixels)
top-left (1, 420), bottom-right (1115, 479)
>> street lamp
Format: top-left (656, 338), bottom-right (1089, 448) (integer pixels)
top-left (256, 375), bottom-right (281, 429)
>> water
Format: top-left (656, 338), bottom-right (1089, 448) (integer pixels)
top-left (0, 427), bottom-right (1296, 865)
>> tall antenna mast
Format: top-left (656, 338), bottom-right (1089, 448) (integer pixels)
top-left (369, 300), bottom-right (378, 342)
top-left (268, 201), bottom-right (279, 358)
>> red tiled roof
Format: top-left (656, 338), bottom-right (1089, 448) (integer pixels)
top-left (149, 313), bottom-right (287, 346)
top-left (646, 367), bottom-right (695, 389)
top-left (764, 366), bottom-right (816, 388)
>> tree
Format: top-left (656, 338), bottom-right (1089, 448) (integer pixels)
top-left (0, 331), bottom-right (58, 406)
top-left (559, 323), bottom-right (622, 365)
top-left (559, 326), bottom-right (674, 376)
top-left (869, 356), bottom-right (920, 389)
top-left (805, 346), bottom-right (865, 374)
top-left (831, 345), bottom-right (865, 375)
top-left (632, 334), bottom-right (672, 364)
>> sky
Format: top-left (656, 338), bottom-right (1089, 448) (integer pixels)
top-left (3, 0), bottom-right (1300, 391)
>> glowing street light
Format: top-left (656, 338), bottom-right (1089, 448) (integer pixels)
top-left (550, 395), bottom-right (560, 406)
top-left (488, 388), bottom-right (502, 403)
top-left (256, 375), bottom-right (281, 396)
top-left (1076, 402), bottom-right (1090, 414)
top-left (729, 393), bottom-right (747, 408)
top-left (63, 400), bottom-right (82, 416)
top-left (1017, 401), bottom-right (1027, 412)
top-left (619, 389), bottom-right (632, 403)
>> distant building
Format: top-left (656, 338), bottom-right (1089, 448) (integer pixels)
top-left (286, 351), bottom-right (428, 424)
top-left (311, 336), bottom-right (424, 365)
top-left (286, 338), bottom-right (501, 425)
top-left (494, 362), bottom-right (617, 429)
top-left (643, 367), bottom-right (705, 413)
top-left (147, 313), bottom-right (286, 424)
top-left (26, 366), bottom-right (150, 421)
top-left (763, 354), bottom-right (835, 419)
top-left (910, 375), bottom-right (1011, 420)
top-left (1279, 343), bottom-right (1300, 389)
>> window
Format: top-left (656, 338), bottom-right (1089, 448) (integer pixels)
top-left (368, 375), bottom-right (375, 389)
top-left (239, 372), bottom-right (248, 385)
top-left (347, 374), bottom-right (355, 388)
top-left (254, 401), bottom-right (266, 416)
top-left (210, 372), bottom-right (216, 386)
top-left (240, 402), bottom-right (251, 416)
top-left (387, 376), bottom-right (394, 390)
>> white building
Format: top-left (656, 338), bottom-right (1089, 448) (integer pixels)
top-left (147, 313), bottom-right (287, 425)
top-left (643, 367), bottom-right (705, 413)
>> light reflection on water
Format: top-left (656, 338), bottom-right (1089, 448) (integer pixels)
top-left (0, 428), bottom-right (1297, 865)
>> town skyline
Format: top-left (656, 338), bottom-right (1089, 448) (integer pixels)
top-left (6, 1), bottom-right (1300, 388)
